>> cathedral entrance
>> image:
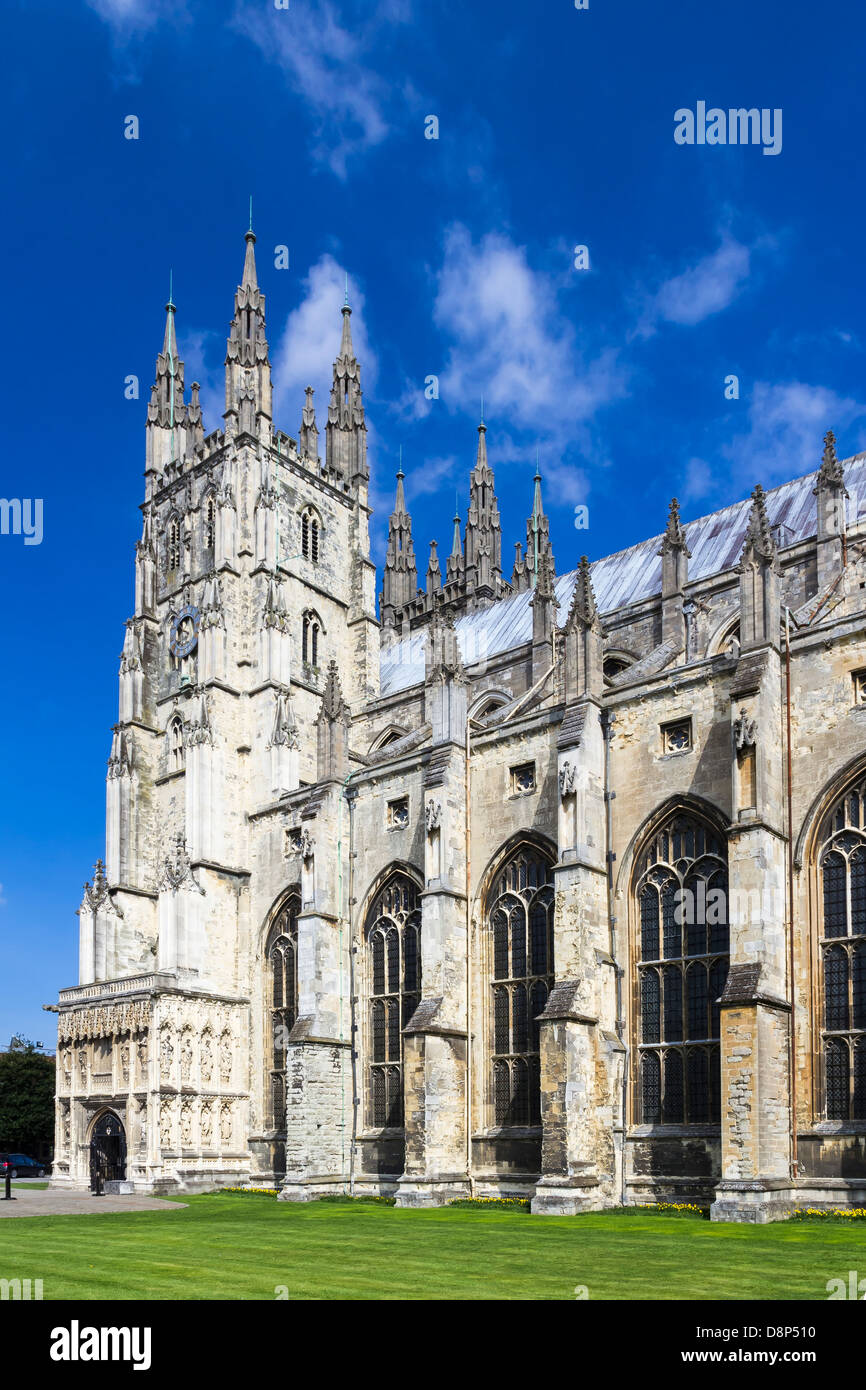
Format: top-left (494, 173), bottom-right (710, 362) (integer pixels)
top-left (89, 1111), bottom-right (127, 1192)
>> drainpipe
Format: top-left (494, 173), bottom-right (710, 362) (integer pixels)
top-left (601, 708), bottom-right (627, 1206)
top-left (465, 713), bottom-right (475, 1197)
top-left (338, 770), bottom-right (360, 1195)
top-left (784, 609), bottom-right (798, 1180)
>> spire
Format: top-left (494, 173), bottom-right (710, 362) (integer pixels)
top-left (464, 419), bottom-right (502, 599)
top-left (512, 541), bottom-right (528, 592)
top-left (300, 386), bottom-right (319, 460)
top-left (224, 227), bottom-right (272, 439)
top-left (146, 295), bottom-right (189, 475)
top-left (447, 506), bottom-right (464, 584)
top-left (326, 295), bottom-right (368, 487)
top-left (242, 226), bottom-right (258, 290)
top-left (426, 539), bottom-right (442, 597)
top-left (380, 466), bottom-right (418, 625)
top-left (525, 465), bottom-right (555, 585)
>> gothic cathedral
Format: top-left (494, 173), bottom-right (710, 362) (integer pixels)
top-left (52, 228), bottom-right (866, 1221)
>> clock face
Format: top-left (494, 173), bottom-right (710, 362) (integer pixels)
top-left (169, 605), bottom-right (200, 659)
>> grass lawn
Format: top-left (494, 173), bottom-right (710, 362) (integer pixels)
top-left (0, 1194), bottom-right (864, 1300)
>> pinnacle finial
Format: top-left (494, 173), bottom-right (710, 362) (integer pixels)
top-left (740, 483), bottom-right (777, 564)
top-left (566, 555), bottom-right (598, 628)
top-left (249, 195), bottom-right (253, 232)
top-left (344, 271), bottom-right (349, 309)
top-left (815, 427), bottom-right (846, 492)
top-left (659, 495), bottom-right (691, 556)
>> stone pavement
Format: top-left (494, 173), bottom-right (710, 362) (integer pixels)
top-left (0, 1186), bottom-right (186, 1218)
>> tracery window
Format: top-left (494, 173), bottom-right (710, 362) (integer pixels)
top-left (817, 782), bottom-right (866, 1121)
top-left (203, 493), bottom-right (216, 551)
top-left (366, 873), bottom-right (422, 1128)
top-left (302, 611), bottom-right (320, 668)
top-left (301, 507), bottom-right (320, 564)
top-left (634, 811), bottom-right (729, 1125)
top-left (168, 716), bottom-right (185, 773)
top-left (489, 844), bottom-right (554, 1126)
top-left (167, 517), bottom-right (181, 573)
top-left (267, 895), bottom-right (299, 1132)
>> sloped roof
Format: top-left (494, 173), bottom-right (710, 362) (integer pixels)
top-left (379, 454), bottom-right (866, 697)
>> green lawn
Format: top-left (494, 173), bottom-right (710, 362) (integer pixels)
top-left (0, 1194), bottom-right (864, 1300)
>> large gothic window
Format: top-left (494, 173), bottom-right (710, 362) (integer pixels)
top-left (634, 811), bottom-right (729, 1125)
top-left (366, 873), bottom-right (422, 1129)
top-left (489, 844), bottom-right (554, 1127)
top-left (817, 782), bottom-right (866, 1121)
top-left (267, 895), bottom-right (299, 1132)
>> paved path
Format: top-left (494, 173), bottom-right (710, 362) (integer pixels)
top-left (0, 1187), bottom-right (186, 1218)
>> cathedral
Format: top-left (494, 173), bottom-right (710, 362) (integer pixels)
top-left (51, 227), bottom-right (866, 1221)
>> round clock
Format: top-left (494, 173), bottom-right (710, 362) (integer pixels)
top-left (169, 605), bottom-right (200, 659)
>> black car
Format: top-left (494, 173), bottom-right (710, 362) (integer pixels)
top-left (0, 1153), bottom-right (47, 1178)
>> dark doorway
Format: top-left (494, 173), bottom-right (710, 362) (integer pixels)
top-left (89, 1111), bottom-right (127, 1192)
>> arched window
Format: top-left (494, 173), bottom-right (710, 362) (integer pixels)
top-left (301, 507), bottom-right (321, 564)
top-left (365, 873), bottom-right (422, 1128)
top-left (166, 516), bottom-right (181, 573)
top-left (488, 843), bottom-right (554, 1127)
top-left (167, 716), bottom-right (185, 773)
top-left (817, 780), bottom-right (866, 1120)
top-left (634, 810), bottom-right (729, 1125)
top-left (267, 895), bottom-right (299, 1132)
top-left (302, 611), bottom-right (321, 668)
top-left (203, 493), bottom-right (216, 552)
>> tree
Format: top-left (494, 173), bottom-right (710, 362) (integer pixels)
top-left (0, 1038), bottom-right (55, 1154)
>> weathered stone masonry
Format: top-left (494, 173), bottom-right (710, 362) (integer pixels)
top-left (51, 235), bottom-right (866, 1221)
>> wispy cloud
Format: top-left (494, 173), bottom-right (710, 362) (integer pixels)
top-left (634, 233), bottom-right (766, 338)
top-left (85, 0), bottom-right (190, 79)
top-left (721, 380), bottom-right (866, 489)
top-left (430, 224), bottom-right (627, 500)
top-left (232, 0), bottom-right (417, 178)
top-left (271, 254), bottom-right (377, 430)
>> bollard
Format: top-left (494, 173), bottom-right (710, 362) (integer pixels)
top-left (1, 1165), bottom-right (13, 1201)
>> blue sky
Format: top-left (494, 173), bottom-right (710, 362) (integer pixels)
top-left (2, 0), bottom-right (866, 1044)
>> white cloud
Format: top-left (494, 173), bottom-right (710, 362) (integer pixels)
top-left (232, 0), bottom-right (416, 178)
top-left (654, 236), bottom-right (750, 326)
top-left (271, 255), bottom-right (377, 431)
top-left (86, 0), bottom-right (173, 31)
top-left (433, 224), bottom-right (628, 461)
top-left (722, 381), bottom-right (866, 489)
top-left (633, 234), bottom-right (759, 339)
